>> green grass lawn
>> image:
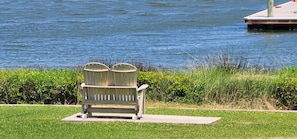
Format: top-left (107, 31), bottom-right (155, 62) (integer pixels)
top-left (0, 106), bottom-right (296, 139)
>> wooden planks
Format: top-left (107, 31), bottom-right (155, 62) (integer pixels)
top-left (244, 1), bottom-right (297, 30)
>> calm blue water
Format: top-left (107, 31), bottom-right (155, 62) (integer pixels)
top-left (0, 0), bottom-right (295, 69)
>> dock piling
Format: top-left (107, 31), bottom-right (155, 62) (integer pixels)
top-left (267, 0), bottom-right (274, 17)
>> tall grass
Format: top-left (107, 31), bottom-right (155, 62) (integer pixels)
top-left (138, 68), bottom-right (278, 109)
top-left (137, 53), bottom-right (297, 110)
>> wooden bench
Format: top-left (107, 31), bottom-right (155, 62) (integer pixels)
top-left (81, 62), bottom-right (148, 120)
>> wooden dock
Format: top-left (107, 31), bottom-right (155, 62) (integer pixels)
top-left (244, 1), bottom-right (297, 30)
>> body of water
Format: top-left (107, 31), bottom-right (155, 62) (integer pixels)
top-left (0, 0), bottom-right (295, 69)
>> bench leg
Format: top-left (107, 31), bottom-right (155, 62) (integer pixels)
top-left (137, 90), bottom-right (145, 118)
top-left (81, 104), bottom-right (87, 118)
top-left (81, 113), bottom-right (88, 119)
top-left (81, 104), bottom-right (93, 118)
top-left (132, 115), bottom-right (138, 120)
top-left (87, 105), bottom-right (92, 117)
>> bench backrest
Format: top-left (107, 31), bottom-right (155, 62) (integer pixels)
top-left (83, 62), bottom-right (138, 104)
top-left (84, 62), bottom-right (110, 86)
top-left (110, 63), bottom-right (137, 86)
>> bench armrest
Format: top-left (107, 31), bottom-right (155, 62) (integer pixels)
top-left (137, 84), bottom-right (149, 91)
top-left (81, 83), bottom-right (86, 88)
top-left (82, 83), bottom-right (148, 91)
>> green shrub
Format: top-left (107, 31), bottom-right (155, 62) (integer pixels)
top-left (0, 69), bottom-right (83, 104)
top-left (1, 66), bottom-right (297, 109)
top-left (272, 67), bottom-right (297, 109)
top-left (138, 71), bottom-right (205, 104)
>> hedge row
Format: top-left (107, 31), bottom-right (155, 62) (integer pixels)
top-left (0, 67), bottom-right (297, 109)
top-left (0, 69), bottom-right (82, 104)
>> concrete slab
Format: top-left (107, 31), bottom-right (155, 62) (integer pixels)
top-left (62, 113), bottom-right (221, 125)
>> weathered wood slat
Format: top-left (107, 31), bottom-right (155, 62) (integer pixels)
top-left (81, 83), bottom-right (137, 89)
top-left (86, 107), bottom-right (137, 114)
top-left (84, 100), bottom-right (137, 105)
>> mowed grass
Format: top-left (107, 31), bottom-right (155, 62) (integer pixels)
top-left (0, 106), bottom-right (297, 139)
